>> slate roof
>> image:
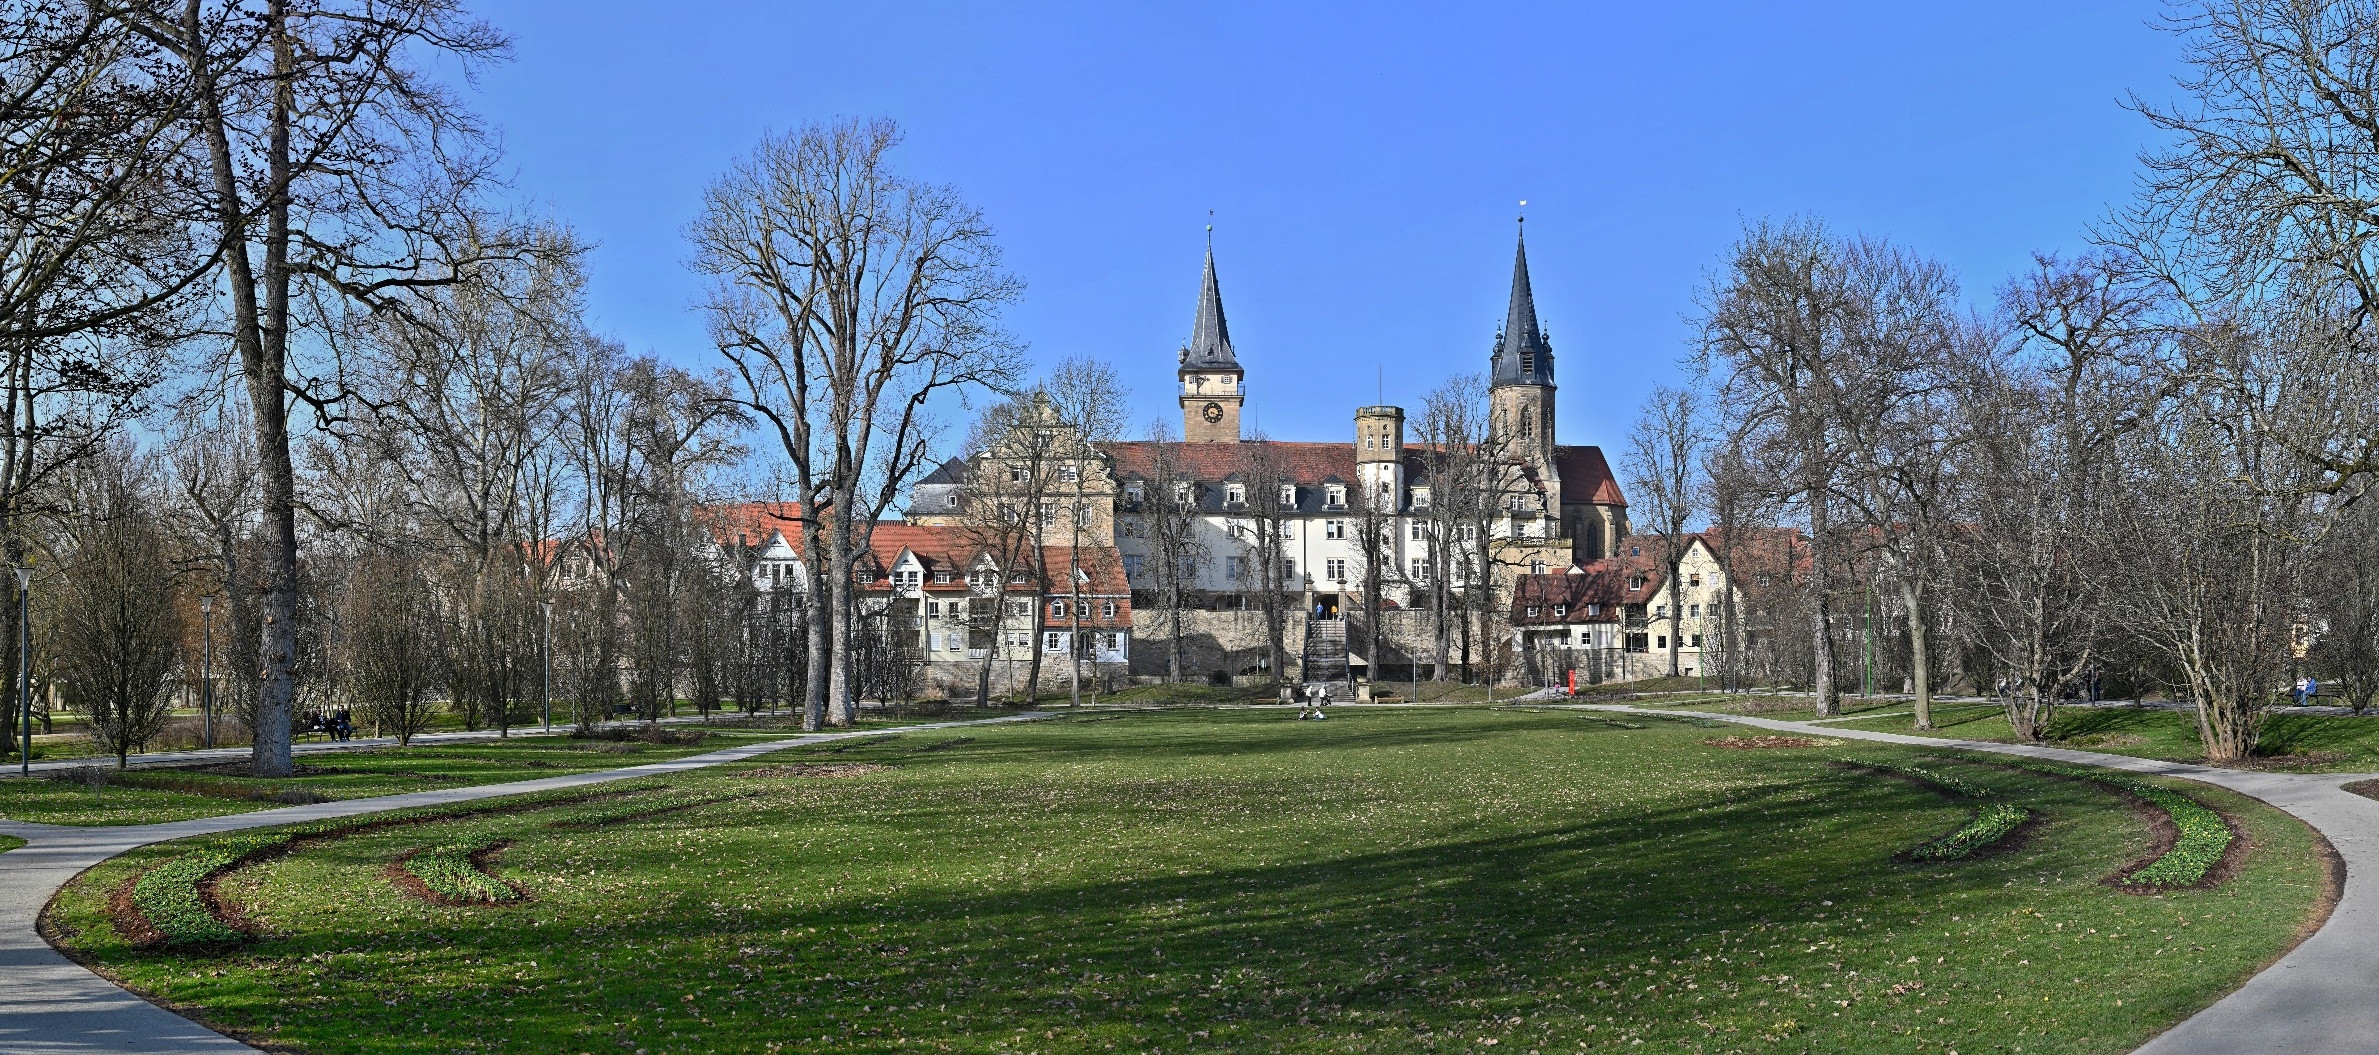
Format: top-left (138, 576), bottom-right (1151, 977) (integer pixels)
top-left (1489, 229), bottom-right (1555, 388)
top-left (1179, 245), bottom-right (1239, 373)
top-left (1101, 439), bottom-right (1627, 514)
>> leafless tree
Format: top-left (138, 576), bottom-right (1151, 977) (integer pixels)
top-left (1416, 374), bottom-right (1499, 682)
top-left (1696, 218), bottom-right (1957, 716)
top-left (2310, 492), bottom-right (2379, 713)
top-left (53, 446), bottom-right (181, 767)
top-left (117, 0), bottom-right (517, 775)
top-left (1044, 355), bottom-right (1128, 706)
top-left (1235, 438), bottom-right (1298, 685)
top-left (1623, 385), bottom-right (1708, 679)
top-left (693, 118), bottom-right (1020, 727)
top-left (1132, 420), bottom-right (1205, 684)
top-left (341, 545), bottom-right (444, 745)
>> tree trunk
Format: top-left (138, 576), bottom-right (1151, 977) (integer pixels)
top-left (825, 508), bottom-right (855, 726)
top-left (1664, 554), bottom-right (1684, 678)
top-left (1806, 503), bottom-right (1842, 719)
top-left (1902, 577), bottom-right (1931, 730)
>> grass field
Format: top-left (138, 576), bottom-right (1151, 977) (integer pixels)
top-left (0, 729), bottom-right (790, 826)
top-left (44, 707), bottom-right (2327, 1054)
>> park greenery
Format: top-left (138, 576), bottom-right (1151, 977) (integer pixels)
top-left (44, 708), bottom-right (2327, 1055)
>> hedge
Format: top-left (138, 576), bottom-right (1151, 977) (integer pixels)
top-left (403, 842), bottom-right (519, 904)
top-left (130, 780), bottom-right (661, 945)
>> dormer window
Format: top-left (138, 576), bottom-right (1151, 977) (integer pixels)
top-left (1125, 483), bottom-right (1144, 505)
top-left (933, 570), bottom-right (951, 584)
top-left (1279, 484), bottom-right (1297, 506)
top-left (1412, 488), bottom-right (1431, 510)
top-left (1225, 483), bottom-right (1245, 504)
top-left (943, 492), bottom-right (959, 508)
top-left (1553, 604), bottom-right (1566, 618)
top-left (1221, 375), bottom-right (1233, 388)
top-left (1325, 484), bottom-right (1345, 507)
top-left (1174, 482), bottom-right (1192, 504)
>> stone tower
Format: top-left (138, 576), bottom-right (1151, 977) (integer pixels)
top-left (1488, 224), bottom-right (1559, 510)
top-left (1179, 241), bottom-right (1244, 443)
top-left (1354, 404), bottom-right (1405, 510)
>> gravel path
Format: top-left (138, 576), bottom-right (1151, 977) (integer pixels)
top-left (0, 713), bottom-right (1048, 1055)
top-left (1581, 704), bottom-right (2378, 1055)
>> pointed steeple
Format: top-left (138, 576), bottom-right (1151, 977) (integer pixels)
top-left (1490, 224), bottom-right (1555, 388)
top-left (1180, 243), bottom-right (1239, 372)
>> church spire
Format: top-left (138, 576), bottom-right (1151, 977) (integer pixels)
top-left (1180, 240), bottom-right (1238, 372)
top-left (1490, 222), bottom-right (1554, 388)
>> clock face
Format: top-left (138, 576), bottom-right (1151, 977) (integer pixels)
top-left (1202, 401), bottom-right (1224, 423)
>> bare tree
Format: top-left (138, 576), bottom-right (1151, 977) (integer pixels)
top-left (1623, 386), bottom-right (1708, 679)
top-left (1696, 218), bottom-right (1956, 716)
top-left (1044, 355), bottom-right (1128, 706)
top-left (1132, 420), bottom-right (1205, 684)
top-left (342, 546), bottom-right (445, 745)
top-left (1415, 375), bottom-right (1496, 682)
top-left (2310, 493), bottom-right (2379, 714)
top-left (693, 118), bottom-right (1020, 727)
top-left (120, 0), bottom-right (516, 775)
top-left (54, 447), bottom-right (181, 767)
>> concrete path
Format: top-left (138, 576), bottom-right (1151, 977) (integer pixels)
top-left (0, 713), bottom-right (1048, 1055)
top-left (7, 711), bottom-right (824, 776)
top-left (1581, 704), bottom-right (2378, 1055)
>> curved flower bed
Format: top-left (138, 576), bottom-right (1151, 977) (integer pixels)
top-left (1982, 757), bottom-right (2234, 888)
top-left (127, 782), bottom-right (658, 945)
top-left (400, 841), bottom-right (519, 904)
top-left (1907, 803), bottom-right (2032, 861)
top-left (1854, 759), bottom-right (1994, 799)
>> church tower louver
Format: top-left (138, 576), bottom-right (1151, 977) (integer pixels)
top-left (1178, 238), bottom-right (1244, 443)
top-left (1489, 223), bottom-right (1560, 510)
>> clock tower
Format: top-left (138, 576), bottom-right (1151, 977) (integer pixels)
top-left (1179, 240), bottom-right (1244, 443)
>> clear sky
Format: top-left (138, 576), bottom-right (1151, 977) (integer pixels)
top-left (468, 1), bottom-right (2183, 455)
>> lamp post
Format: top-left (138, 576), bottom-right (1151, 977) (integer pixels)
top-left (540, 599), bottom-right (554, 733)
top-left (15, 566), bottom-right (29, 777)
top-left (201, 595), bottom-right (216, 749)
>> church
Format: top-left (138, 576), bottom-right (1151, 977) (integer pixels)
top-left (1095, 227), bottom-right (1631, 610)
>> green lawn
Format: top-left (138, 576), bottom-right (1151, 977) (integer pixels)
top-left (0, 832), bottom-right (20, 853)
top-left (0, 730), bottom-right (793, 826)
top-left (44, 708), bottom-right (2327, 1054)
top-left (1812, 703), bottom-right (2379, 772)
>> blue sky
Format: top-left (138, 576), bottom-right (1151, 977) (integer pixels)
top-left (469, 1), bottom-right (2182, 455)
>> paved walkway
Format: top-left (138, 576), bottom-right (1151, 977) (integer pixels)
top-left (1580, 704), bottom-right (2379, 1055)
top-left (6, 711), bottom-right (818, 776)
top-left (0, 713), bottom-right (1048, 1055)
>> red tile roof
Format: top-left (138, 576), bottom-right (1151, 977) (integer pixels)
top-left (1105, 441), bottom-right (1356, 485)
top-left (1554, 445), bottom-right (1626, 506)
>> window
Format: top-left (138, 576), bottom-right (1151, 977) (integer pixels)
top-left (1629, 545), bottom-right (1641, 557)
top-left (1279, 484), bottom-right (1297, 506)
top-left (1006, 630), bottom-right (1028, 649)
top-left (1655, 604), bottom-right (1667, 617)
top-left (928, 633), bottom-right (941, 652)
top-left (1103, 632), bottom-right (1121, 651)
top-left (1325, 484), bottom-right (1345, 507)
top-left (1060, 465), bottom-right (1079, 483)
top-left (856, 569), bottom-right (876, 583)
top-left (1691, 634), bottom-right (1704, 648)
top-left (1586, 603), bottom-right (1601, 617)
top-left (1553, 604), bottom-right (1567, 618)
top-left (1227, 519), bottom-right (1248, 539)
top-left (1629, 575), bottom-right (1646, 591)
top-left (1529, 560), bottom-right (1547, 575)
top-left (1008, 599), bottom-right (1031, 618)
top-left (1525, 606), bottom-right (1541, 619)
top-left (1657, 635), bottom-right (1668, 649)
top-left (1326, 558), bottom-right (1347, 581)
top-left (1688, 604), bottom-right (1701, 618)
top-left (1101, 600), bottom-right (1117, 619)
top-left (943, 492), bottom-right (959, 509)
top-left (1045, 632), bottom-right (1064, 653)
top-left (933, 570), bottom-right (951, 584)
top-left (1410, 522), bottom-right (1425, 541)
top-left (1125, 483), bottom-right (1144, 505)
top-left (1460, 525), bottom-right (1478, 542)
top-left (926, 600), bottom-right (941, 617)
top-left (1225, 555), bottom-right (1247, 581)
top-left (1174, 482), bottom-right (1193, 504)
top-left (1282, 557), bottom-right (1297, 579)
top-left (1689, 572), bottom-right (1703, 587)
top-left (1410, 558), bottom-right (1427, 580)
top-left (1225, 483), bottom-right (1245, 504)
top-left (1039, 501), bottom-right (1055, 527)
top-left (1122, 555), bottom-right (1143, 581)
top-left (1325, 520), bottom-right (1346, 539)
top-left (1121, 518), bottom-right (1144, 538)
top-left (1412, 488), bottom-right (1431, 510)
top-left (1281, 520), bottom-right (1295, 540)
top-left (1050, 599), bottom-right (1068, 619)
top-left (895, 570), bottom-right (921, 590)
top-left (1180, 556), bottom-right (1200, 577)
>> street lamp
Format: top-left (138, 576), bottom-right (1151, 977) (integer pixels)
top-left (540, 599), bottom-right (554, 733)
top-left (15, 566), bottom-right (29, 777)
top-left (201, 595), bottom-right (216, 749)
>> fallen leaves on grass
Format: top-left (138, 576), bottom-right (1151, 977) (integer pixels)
top-left (737, 763), bottom-right (892, 779)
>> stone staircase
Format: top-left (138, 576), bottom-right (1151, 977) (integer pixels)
top-left (1301, 617), bottom-right (1349, 687)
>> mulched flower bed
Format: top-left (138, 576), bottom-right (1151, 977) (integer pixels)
top-left (1701, 735), bottom-right (1840, 749)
